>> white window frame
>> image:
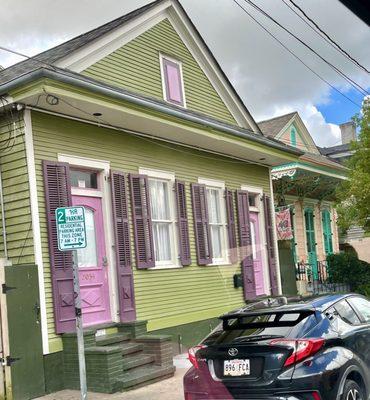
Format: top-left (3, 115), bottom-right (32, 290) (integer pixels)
top-left (159, 53), bottom-right (187, 108)
top-left (241, 185), bottom-right (269, 294)
top-left (198, 178), bottom-right (229, 265)
top-left (139, 168), bottom-right (180, 269)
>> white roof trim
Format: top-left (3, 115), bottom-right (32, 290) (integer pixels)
top-left (55, 0), bottom-right (258, 131)
top-left (275, 113), bottom-right (320, 155)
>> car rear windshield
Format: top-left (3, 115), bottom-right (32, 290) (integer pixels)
top-left (209, 311), bottom-right (318, 345)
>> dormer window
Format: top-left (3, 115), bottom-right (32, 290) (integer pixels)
top-left (160, 54), bottom-right (186, 107)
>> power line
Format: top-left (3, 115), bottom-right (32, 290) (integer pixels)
top-left (287, 0), bottom-right (369, 74)
top-left (240, 0), bottom-right (369, 96)
top-left (0, 45), bottom-right (57, 71)
top-left (280, 0), bottom-right (367, 73)
top-left (231, 0), bottom-right (362, 108)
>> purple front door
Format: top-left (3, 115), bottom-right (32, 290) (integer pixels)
top-left (72, 195), bottom-right (111, 326)
top-left (250, 212), bottom-right (265, 296)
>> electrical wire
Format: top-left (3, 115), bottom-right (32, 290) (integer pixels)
top-left (0, 45), bottom-right (57, 72)
top-left (286, 0), bottom-right (369, 74)
top-left (281, 0), bottom-right (369, 75)
top-left (231, 0), bottom-right (363, 108)
top-left (32, 92), bottom-right (265, 166)
top-left (239, 0), bottom-right (369, 96)
top-left (0, 95), bottom-right (21, 153)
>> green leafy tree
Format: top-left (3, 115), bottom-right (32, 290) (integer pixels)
top-left (336, 97), bottom-right (370, 230)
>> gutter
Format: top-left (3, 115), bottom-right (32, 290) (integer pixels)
top-left (0, 68), bottom-right (303, 157)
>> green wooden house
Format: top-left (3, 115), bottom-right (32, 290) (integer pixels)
top-left (0, 0), bottom-right (301, 396)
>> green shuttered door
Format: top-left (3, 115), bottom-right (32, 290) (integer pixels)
top-left (322, 210), bottom-right (333, 256)
top-left (304, 208), bottom-right (318, 280)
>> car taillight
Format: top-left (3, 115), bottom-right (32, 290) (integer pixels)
top-left (188, 345), bottom-right (207, 369)
top-left (269, 338), bottom-right (325, 367)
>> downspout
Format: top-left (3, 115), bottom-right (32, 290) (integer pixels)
top-left (0, 163), bottom-right (8, 259)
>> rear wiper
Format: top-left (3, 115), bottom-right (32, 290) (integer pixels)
top-left (232, 335), bottom-right (284, 343)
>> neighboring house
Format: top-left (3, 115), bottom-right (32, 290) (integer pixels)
top-left (258, 112), bottom-right (347, 295)
top-left (0, 0), bottom-right (301, 396)
top-left (321, 121), bottom-right (370, 262)
top-left (320, 121), bottom-right (356, 164)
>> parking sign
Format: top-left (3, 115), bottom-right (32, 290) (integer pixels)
top-left (55, 206), bottom-right (87, 251)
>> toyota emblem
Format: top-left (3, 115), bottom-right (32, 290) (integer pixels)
top-left (228, 348), bottom-right (238, 356)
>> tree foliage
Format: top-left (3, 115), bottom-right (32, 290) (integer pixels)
top-left (327, 253), bottom-right (370, 296)
top-left (336, 97), bottom-right (370, 230)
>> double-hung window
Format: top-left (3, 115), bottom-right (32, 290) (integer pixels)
top-left (140, 169), bottom-right (179, 268)
top-left (199, 178), bottom-right (229, 264)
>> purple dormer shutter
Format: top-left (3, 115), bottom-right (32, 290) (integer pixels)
top-left (237, 190), bottom-right (256, 300)
top-left (225, 189), bottom-right (238, 264)
top-left (129, 174), bottom-right (155, 269)
top-left (176, 180), bottom-right (191, 266)
top-left (163, 58), bottom-right (184, 106)
top-left (263, 194), bottom-right (279, 295)
top-left (42, 160), bottom-right (74, 334)
top-left (111, 171), bottom-right (136, 321)
top-left (191, 183), bottom-right (212, 265)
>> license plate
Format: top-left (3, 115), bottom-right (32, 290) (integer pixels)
top-left (224, 359), bottom-right (250, 376)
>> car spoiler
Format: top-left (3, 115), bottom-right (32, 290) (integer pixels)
top-left (219, 308), bottom-right (316, 330)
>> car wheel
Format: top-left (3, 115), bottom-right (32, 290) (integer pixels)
top-left (341, 379), bottom-right (364, 400)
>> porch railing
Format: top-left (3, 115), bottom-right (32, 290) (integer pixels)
top-left (295, 260), bottom-right (350, 295)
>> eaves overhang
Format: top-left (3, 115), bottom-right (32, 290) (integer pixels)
top-left (0, 67), bottom-right (303, 165)
top-left (272, 161), bottom-right (347, 180)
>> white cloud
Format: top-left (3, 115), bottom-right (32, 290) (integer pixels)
top-left (299, 105), bottom-right (341, 147)
top-left (0, 0), bottom-right (369, 146)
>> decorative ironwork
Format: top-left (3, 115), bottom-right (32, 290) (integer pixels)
top-left (295, 260), bottom-right (350, 294)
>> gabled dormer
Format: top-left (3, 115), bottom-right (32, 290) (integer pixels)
top-left (258, 112), bottom-right (320, 154)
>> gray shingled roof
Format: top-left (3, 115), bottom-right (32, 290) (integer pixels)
top-left (320, 143), bottom-right (351, 155)
top-left (0, 0), bottom-right (164, 86)
top-left (301, 152), bottom-right (346, 170)
top-left (257, 112), bottom-right (297, 138)
top-left (258, 112), bottom-right (346, 172)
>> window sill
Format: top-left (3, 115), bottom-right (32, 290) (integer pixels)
top-left (149, 264), bottom-right (183, 270)
top-left (208, 261), bottom-right (232, 267)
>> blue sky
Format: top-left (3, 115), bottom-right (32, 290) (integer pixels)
top-left (317, 88), bottom-right (364, 126)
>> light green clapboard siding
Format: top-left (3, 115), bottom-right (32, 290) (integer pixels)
top-left (0, 115), bottom-right (34, 265)
top-left (83, 18), bottom-right (238, 126)
top-left (31, 111), bottom-right (270, 352)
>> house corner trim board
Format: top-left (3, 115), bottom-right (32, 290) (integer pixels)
top-left (24, 109), bottom-right (49, 354)
top-left (269, 168), bottom-right (282, 295)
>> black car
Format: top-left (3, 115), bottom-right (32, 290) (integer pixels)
top-left (184, 294), bottom-right (370, 400)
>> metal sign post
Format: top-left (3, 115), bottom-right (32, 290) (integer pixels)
top-left (55, 206), bottom-right (87, 400)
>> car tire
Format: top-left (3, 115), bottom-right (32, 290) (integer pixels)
top-left (341, 379), bottom-right (365, 400)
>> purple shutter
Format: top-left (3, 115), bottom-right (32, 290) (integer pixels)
top-left (191, 183), bottom-right (212, 265)
top-left (263, 194), bottom-right (279, 295)
top-left (42, 160), bottom-right (74, 334)
top-left (111, 171), bottom-right (136, 321)
top-left (237, 190), bottom-right (256, 300)
top-left (163, 58), bottom-right (184, 106)
top-left (176, 180), bottom-right (191, 266)
top-left (225, 189), bottom-right (238, 264)
top-left (129, 174), bottom-right (155, 269)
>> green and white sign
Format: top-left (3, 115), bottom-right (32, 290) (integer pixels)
top-left (56, 206), bottom-right (87, 251)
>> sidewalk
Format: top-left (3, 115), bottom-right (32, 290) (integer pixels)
top-left (36, 355), bottom-right (191, 400)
